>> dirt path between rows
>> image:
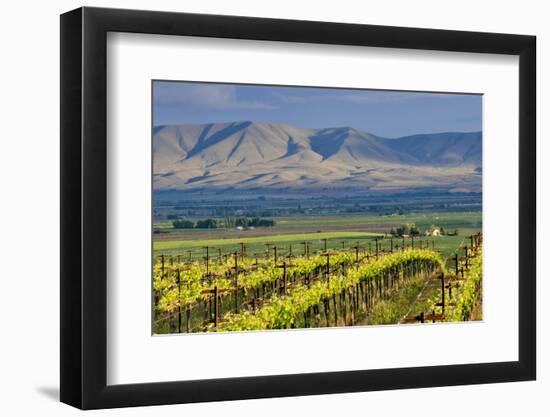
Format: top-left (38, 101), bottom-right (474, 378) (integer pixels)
top-left (398, 277), bottom-right (442, 323)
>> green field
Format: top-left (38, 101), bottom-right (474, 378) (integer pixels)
top-left (153, 211), bottom-right (481, 263)
top-left (273, 211), bottom-right (481, 230)
top-left (154, 232), bottom-right (469, 264)
top-left (154, 231), bottom-right (380, 255)
top-left (154, 211), bottom-right (481, 231)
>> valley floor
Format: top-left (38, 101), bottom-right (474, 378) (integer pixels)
top-left (153, 211), bottom-right (482, 264)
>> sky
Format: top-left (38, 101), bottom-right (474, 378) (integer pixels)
top-left (153, 81), bottom-right (482, 138)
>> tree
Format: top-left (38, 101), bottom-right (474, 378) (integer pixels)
top-left (224, 216), bottom-right (236, 229)
top-left (195, 218), bottom-right (218, 229)
top-left (233, 217), bottom-right (276, 228)
top-left (236, 217), bottom-right (250, 227)
top-left (257, 218), bottom-right (275, 227)
top-left (394, 223), bottom-right (418, 236)
top-left (410, 223), bottom-right (420, 236)
top-left (172, 219), bottom-right (194, 229)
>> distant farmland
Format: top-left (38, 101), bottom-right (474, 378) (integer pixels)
top-left (153, 211), bottom-right (481, 262)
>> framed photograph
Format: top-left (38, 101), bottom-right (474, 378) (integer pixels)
top-left (60, 6), bottom-right (536, 409)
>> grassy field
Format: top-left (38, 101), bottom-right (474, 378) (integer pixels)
top-left (273, 211), bottom-right (481, 230)
top-left (153, 211), bottom-right (480, 263)
top-left (154, 231), bottom-right (380, 256)
top-left (366, 276), bottom-right (438, 325)
top-left (154, 211), bottom-right (481, 232)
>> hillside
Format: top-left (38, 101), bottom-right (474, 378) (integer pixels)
top-left (153, 121), bottom-right (482, 193)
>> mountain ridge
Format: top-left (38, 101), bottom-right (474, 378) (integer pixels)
top-left (153, 121), bottom-right (482, 193)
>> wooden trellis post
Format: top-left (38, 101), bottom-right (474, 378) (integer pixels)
top-left (402, 311), bottom-right (444, 324)
top-left (177, 268), bottom-right (182, 333)
top-left (463, 245), bottom-right (469, 270)
top-left (200, 287), bottom-right (236, 331)
top-left (319, 252), bottom-right (331, 284)
top-left (240, 242), bottom-right (247, 260)
top-left (437, 272), bottom-right (445, 314)
top-left (300, 241), bottom-right (311, 258)
top-left (203, 246), bottom-right (210, 275)
top-left (232, 252), bottom-right (240, 312)
top-left (323, 299), bottom-right (330, 327)
top-left (214, 286), bottom-right (218, 330)
top-left (264, 243), bottom-right (273, 259)
top-left (352, 243), bottom-right (365, 269)
top-left (276, 260), bottom-right (294, 296)
top-left (271, 246), bottom-right (283, 263)
top-left (454, 253), bottom-right (459, 277)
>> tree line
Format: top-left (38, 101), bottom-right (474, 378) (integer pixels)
top-left (389, 223), bottom-right (458, 237)
top-left (172, 217), bottom-right (275, 229)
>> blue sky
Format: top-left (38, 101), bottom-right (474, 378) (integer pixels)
top-left (153, 81), bottom-right (482, 138)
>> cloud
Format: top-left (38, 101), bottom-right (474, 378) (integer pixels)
top-left (333, 91), bottom-right (466, 104)
top-left (153, 82), bottom-right (276, 110)
top-left (270, 91), bottom-right (310, 104)
top-left (333, 91), bottom-right (419, 104)
top-left (271, 89), bottom-right (464, 106)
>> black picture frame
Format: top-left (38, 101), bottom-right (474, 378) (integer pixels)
top-left (60, 6), bottom-right (536, 410)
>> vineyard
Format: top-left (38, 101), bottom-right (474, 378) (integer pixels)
top-left (153, 233), bottom-right (482, 333)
